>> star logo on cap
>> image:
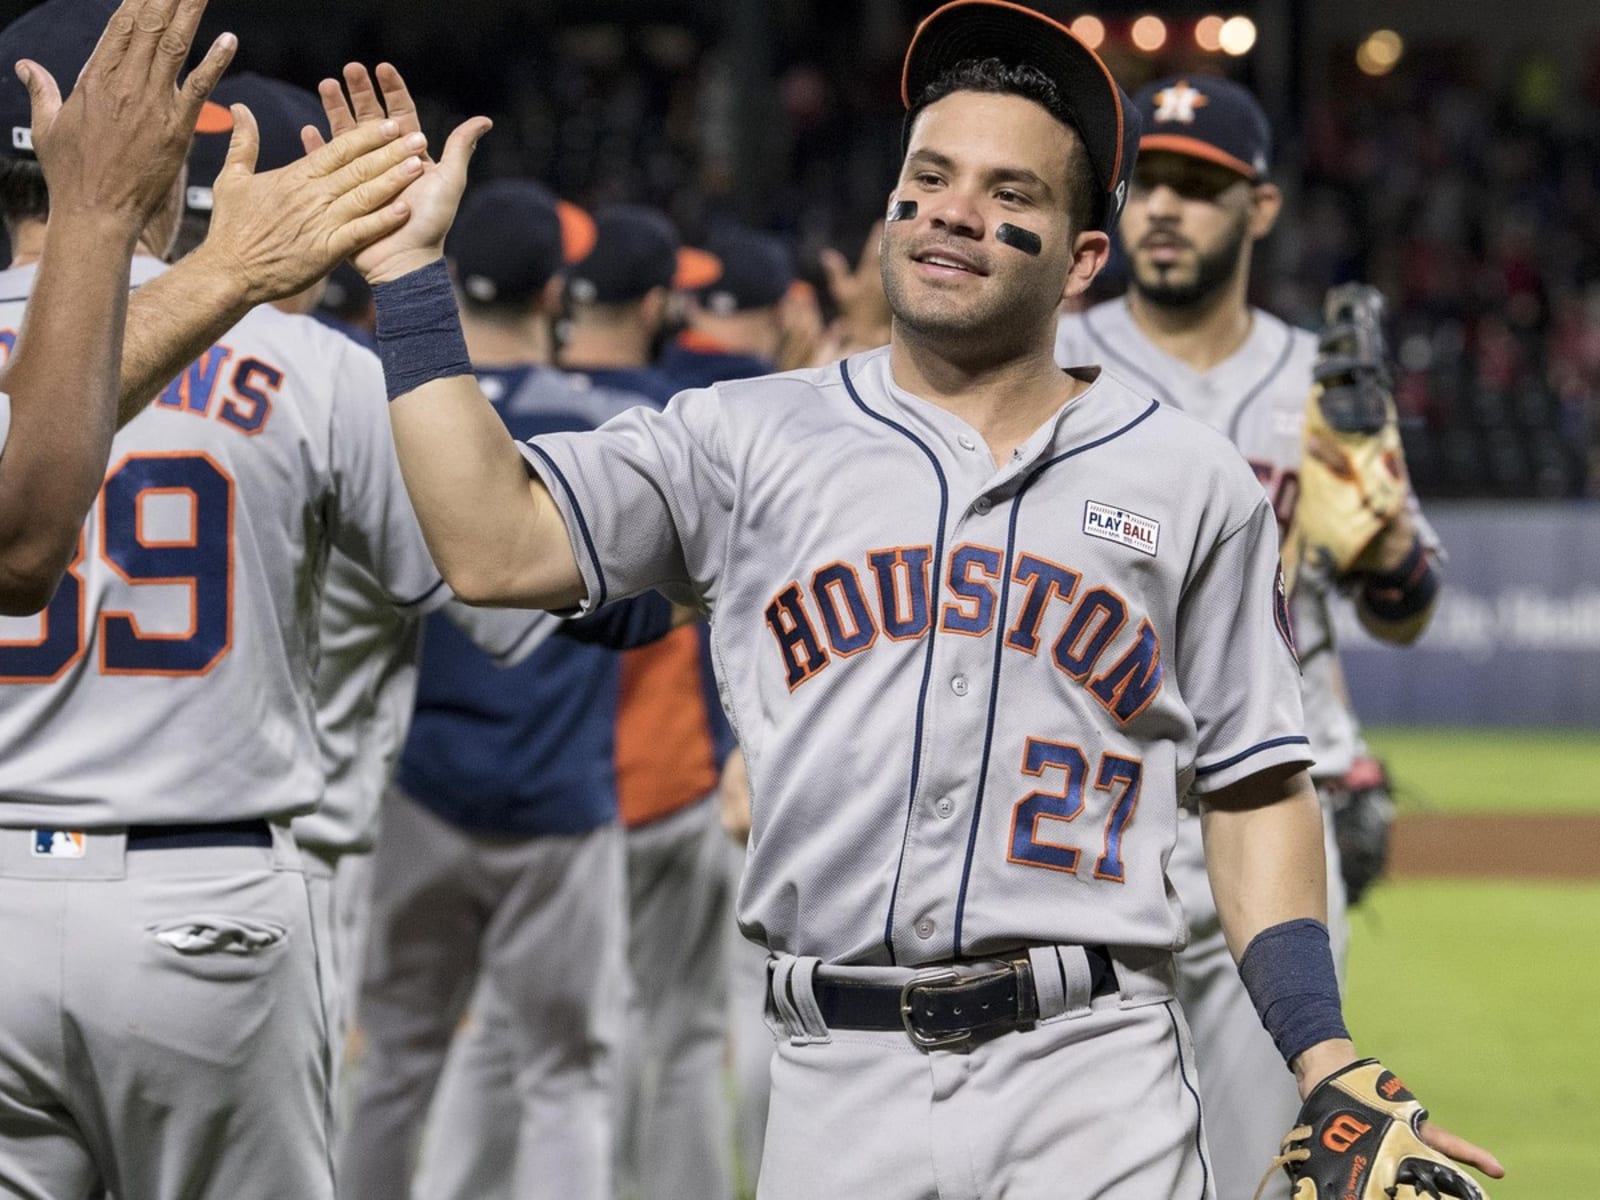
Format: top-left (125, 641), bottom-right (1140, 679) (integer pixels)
top-left (1152, 81), bottom-right (1209, 125)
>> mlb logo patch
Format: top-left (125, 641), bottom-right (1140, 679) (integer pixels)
top-left (1083, 501), bottom-right (1160, 557)
top-left (32, 830), bottom-right (86, 859)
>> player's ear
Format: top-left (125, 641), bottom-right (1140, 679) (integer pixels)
top-left (1061, 228), bottom-right (1110, 303)
top-left (1249, 182), bottom-right (1283, 241)
top-left (639, 286), bottom-right (668, 329)
top-left (539, 274), bottom-right (565, 318)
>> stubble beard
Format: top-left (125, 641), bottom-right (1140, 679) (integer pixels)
top-left (1129, 218), bottom-right (1249, 311)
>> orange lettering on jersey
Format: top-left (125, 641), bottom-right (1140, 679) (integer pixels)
top-left (1322, 1115), bottom-right (1372, 1154)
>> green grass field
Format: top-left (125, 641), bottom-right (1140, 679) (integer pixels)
top-left (1363, 727), bottom-right (1599, 813)
top-left (1343, 727), bottom-right (1598, 1198)
top-left (1344, 880), bottom-right (1600, 1199)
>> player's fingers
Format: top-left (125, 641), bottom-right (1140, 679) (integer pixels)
top-left (818, 247), bottom-right (851, 297)
top-left (87, 0), bottom-right (139, 70)
top-left (327, 200), bottom-right (412, 262)
top-left (126, 0), bottom-right (182, 65)
top-left (318, 77), bottom-right (356, 138)
top-left (304, 119), bottom-right (408, 182)
top-left (175, 31), bottom-right (237, 126)
top-left (151, 0), bottom-right (210, 81)
top-left (321, 128), bottom-right (425, 196)
top-left (373, 62), bottom-right (423, 137)
top-left (16, 61), bottom-right (62, 139)
top-left (1417, 1121), bottom-right (1505, 1180)
top-left (435, 115), bottom-right (493, 176)
top-left (300, 125), bottom-right (327, 155)
top-left (325, 152), bottom-right (425, 225)
top-left (341, 62), bottom-right (387, 124)
top-left (218, 102), bottom-right (259, 177)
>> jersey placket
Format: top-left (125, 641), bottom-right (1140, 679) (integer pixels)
top-left (884, 424), bottom-right (1061, 964)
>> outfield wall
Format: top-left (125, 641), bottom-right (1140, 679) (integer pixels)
top-left (1335, 501), bottom-right (1600, 727)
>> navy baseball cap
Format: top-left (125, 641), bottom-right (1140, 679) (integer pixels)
top-left (696, 226), bottom-right (792, 315)
top-left (0, 0), bottom-right (231, 160)
top-left (445, 179), bottom-right (596, 306)
top-left (1133, 76), bottom-right (1272, 181)
top-left (900, 0), bottom-right (1141, 231)
top-left (565, 205), bottom-right (723, 306)
top-left (185, 74), bottom-right (328, 216)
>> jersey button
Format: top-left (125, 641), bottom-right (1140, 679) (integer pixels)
top-left (950, 674), bottom-right (969, 697)
top-left (935, 796), bottom-right (954, 818)
top-left (915, 918), bottom-right (936, 940)
top-left (958, 434), bottom-right (978, 451)
top-left (973, 496), bottom-right (993, 514)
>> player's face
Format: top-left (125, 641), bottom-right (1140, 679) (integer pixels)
top-left (882, 92), bottom-right (1106, 355)
top-left (1121, 152), bottom-right (1259, 308)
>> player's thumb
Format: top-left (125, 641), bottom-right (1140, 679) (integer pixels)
top-left (221, 103), bottom-right (260, 178)
top-left (438, 115), bottom-right (493, 176)
top-left (16, 61), bottom-right (62, 143)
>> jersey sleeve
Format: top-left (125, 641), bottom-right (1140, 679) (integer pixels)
top-left (327, 338), bottom-right (448, 614)
top-left (517, 386), bottom-right (734, 614)
top-left (1180, 495), bottom-right (1314, 794)
top-left (440, 600), bottom-right (559, 667)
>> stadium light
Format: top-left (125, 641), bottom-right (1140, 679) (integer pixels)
top-left (1219, 15), bottom-right (1257, 56)
top-left (1069, 15), bottom-right (1106, 50)
top-left (1195, 15), bottom-right (1225, 52)
top-left (1131, 15), bottom-right (1168, 52)
top-left (1356, 29), bottom-right (1404, 76)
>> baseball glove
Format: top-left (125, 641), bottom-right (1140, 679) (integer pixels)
top-left (1323, 756), bottom-right (1396, 907)
top-left (1287, 285), bottom-right (1408, 584)
top-left (1256, 1059), bottom-right (1488, 1200)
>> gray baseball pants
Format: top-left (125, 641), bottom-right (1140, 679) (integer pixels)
top-left (338, 786), bottom-right (625, 1200)
top-left (0, 824), bottom-right (331, 1200)
top-left (757, 947), bottom-right (1211, 1199)
top-left (1169, 800), bottom-right (1348, 1200)
top-left (615, 795), bottom-right (735, 1200)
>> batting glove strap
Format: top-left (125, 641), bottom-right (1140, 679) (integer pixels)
top-left (1257, 1058), bottom-right (1488, 1200)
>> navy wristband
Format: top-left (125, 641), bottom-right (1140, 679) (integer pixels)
top-left (1359, 536), bottom-right (1439, 621)
top-left (1238, 917), bottom-right (1350, 1067)
top-left (372, 259), bottom-right (474, 402)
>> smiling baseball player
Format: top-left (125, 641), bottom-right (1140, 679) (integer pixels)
top-left (1054, 75), bottom-right (1444, 1200)
top-left (154, 5), bottom-right (1503, 1197)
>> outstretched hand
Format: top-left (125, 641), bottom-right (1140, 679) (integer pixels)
top-left (196, 109), bottom-right (424, 307)
top-left (18, 0), bottom-right (237, 231)
top-left (305, 63), bottom-right (492, 284)
top-left (1417, 1119), bottom-right (1504, 1183)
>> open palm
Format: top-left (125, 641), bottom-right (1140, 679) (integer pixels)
top-left (304, 62), bottom-right (491, 285)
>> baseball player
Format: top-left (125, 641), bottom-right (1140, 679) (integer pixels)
top-left (0, 0), bottom-right (233, 615)
top-left (198, 13), bottom-right (1507, 1199)
top-left (561, 204), bottom-right (740, 1200)
top-left (1053, 75), bottom-right (1443, 1200)
top-left (657, 223), bottom-right (793, 389)
top-left (339, 179), bottom-right (676, 1200)
top-left (0, 9), bottom-right (450, 1199)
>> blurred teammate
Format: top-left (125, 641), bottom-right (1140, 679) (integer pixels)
top-left (1054, 75), bottom-right (1442, 1200)
top-left (0, 0), bottom-right (233, 614)
top-left (562, 205), bottom-right (739, 1200)
top-left (0, 5), bottom-right (437, 1197)
top-left (340, 179), bottom-right (670, 1200)
top-left (658, 224), bottom-right (793, 389)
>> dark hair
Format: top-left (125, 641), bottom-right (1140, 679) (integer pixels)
top-left (0, 157), bottom-right (49, 239)
top-left (909, 57), bottom-right (1097, 235)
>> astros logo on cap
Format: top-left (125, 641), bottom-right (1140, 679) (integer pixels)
top-left (1152, 81), bottom-right (1209, 124)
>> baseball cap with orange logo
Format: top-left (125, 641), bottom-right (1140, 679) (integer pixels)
top-left (1133, 75), bottom-right (1272, 181)
top-left (0, 0), bottom-right (232, 161)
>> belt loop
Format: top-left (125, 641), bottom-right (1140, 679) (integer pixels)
top-left (769, 954), bottom-right (830, 1044)
top-left (1028, 946), bottom-right (1067, 1020)
top-left (1057, 945), bottom-right (1095, 1018)
top-left (269, 821), bottom-right (302, 871)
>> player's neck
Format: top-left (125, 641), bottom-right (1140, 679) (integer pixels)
top-left (461, 312), bottom-right (552, 368)
top-left (558, 322), bottom-right (650, 370)
top-left (890, 332), bottom-right (1083, 464)
top-left (1125, 277), bottom-right (1254, 373)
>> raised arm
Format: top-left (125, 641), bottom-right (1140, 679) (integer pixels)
top-left (116, 112), bottom-right (426, 428)
top-left (0, 0), bottom-right (233, 613)
top-left (310, 63), bottom-right (584, 609)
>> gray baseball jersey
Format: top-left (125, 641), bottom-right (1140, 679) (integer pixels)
top-left (0, 258), bottom-right (446, 829)
top-left (1055, 299), bottom-right (1368, 776)
top-left (521, 345), bottom-right (1310, 966)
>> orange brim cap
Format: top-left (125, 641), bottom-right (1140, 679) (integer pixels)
top-left (556, 200), bottom-right (598, 265)
top-left (195, 100), bottom-right (234, 134)
top-left (673, 247), bottom-right (723, 290)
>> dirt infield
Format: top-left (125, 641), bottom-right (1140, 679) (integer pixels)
top-left (1388, 813), bottom-right (1600, 880)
